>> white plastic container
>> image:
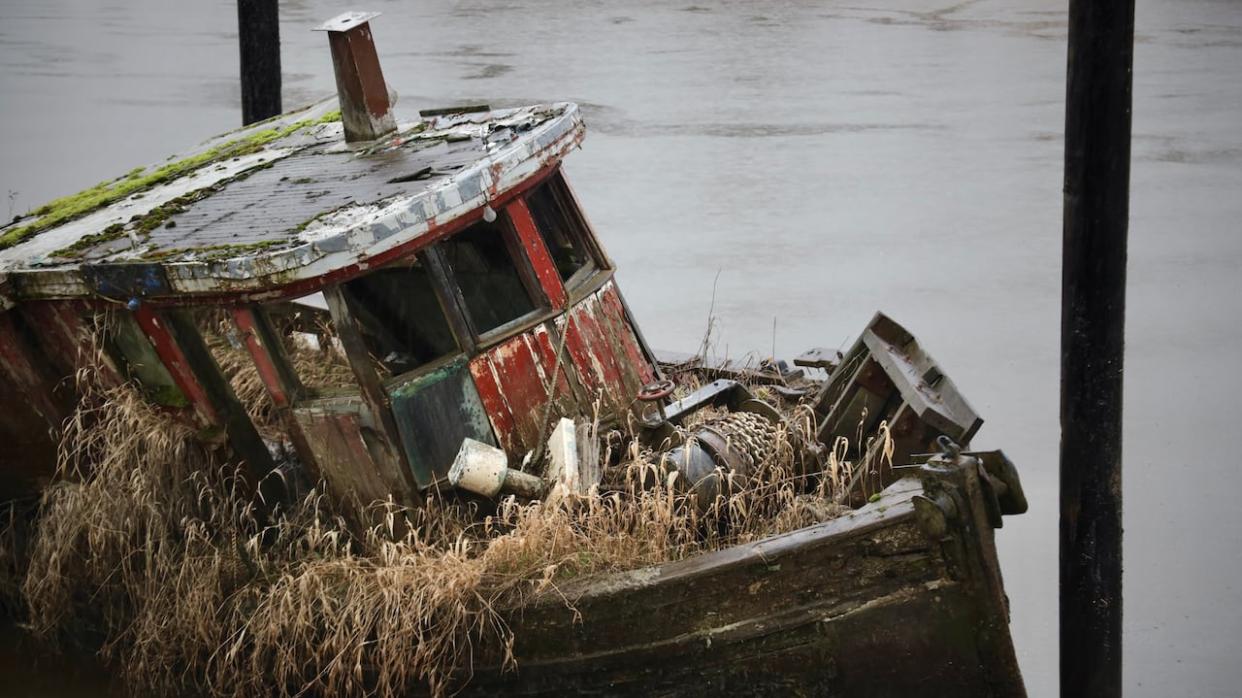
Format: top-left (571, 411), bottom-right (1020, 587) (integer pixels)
top-left (448, 438), bottom-right (509, 498)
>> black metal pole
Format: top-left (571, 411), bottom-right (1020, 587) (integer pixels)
top-left (237, 0), bottom-right (282, 125)
top-left (1061, 0), bottom-right (1133, 695)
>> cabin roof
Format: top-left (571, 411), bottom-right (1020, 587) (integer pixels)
top-left (0, 100), bottom-right (583, 301)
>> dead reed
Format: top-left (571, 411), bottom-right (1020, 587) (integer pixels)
top-left (14, 345), bottom-right (884, 697)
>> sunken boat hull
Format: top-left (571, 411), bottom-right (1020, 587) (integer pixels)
top-left (454, 462), bottom-right (1024, 697)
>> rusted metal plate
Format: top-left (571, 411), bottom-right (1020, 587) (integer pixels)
top-left (292, 397), bottom-right (412, 507)
top-left (388, 356), bottom-right (496, 488)
top-left (469, 324), bottom-right (576, 455)
top-left (557, 280), bottom-right (655, 419)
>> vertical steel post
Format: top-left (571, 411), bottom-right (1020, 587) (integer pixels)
top-left (1061, 0), bottom-right (1133, 695)
top-left (237, 0), bottom-right (282, 125)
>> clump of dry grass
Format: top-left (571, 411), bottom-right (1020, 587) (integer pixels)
top-left (16, 340), bottom-right (886, 697)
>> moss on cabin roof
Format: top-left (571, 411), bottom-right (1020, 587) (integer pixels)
top-left (0, 110), bottom-right (340, 252)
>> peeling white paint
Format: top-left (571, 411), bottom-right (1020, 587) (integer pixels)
top-left (3, 101), bottom-right (584, 302)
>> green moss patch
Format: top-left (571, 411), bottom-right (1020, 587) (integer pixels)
top-left (139, 239), bottom-right (286, 263)
top-left (1, 110), bottom-right (341, 253)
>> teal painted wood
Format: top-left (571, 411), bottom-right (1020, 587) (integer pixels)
top-left (388, 356), bottom-right (497, 488)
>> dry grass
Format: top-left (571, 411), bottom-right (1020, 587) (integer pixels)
top-left (198, 310), bottom-right (356, 439)
top-left (12, 340), bottom-right (888, 697)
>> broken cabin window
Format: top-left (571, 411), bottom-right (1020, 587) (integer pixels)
top-left (264, 293), bottom-right (357, 396)
top-left (342, 257), bottom-right (459, 377)
top-left (440, 216), bottom-right (539, 335)
top-left (526, 173), bottom-right (596, 285)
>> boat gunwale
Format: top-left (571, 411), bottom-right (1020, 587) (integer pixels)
top-left (536, 475), bottom-right (924, 605)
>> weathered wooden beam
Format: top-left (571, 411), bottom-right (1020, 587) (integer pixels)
top-left (231, 305), bottom-right (303, 408)
top-left (1061, 0), bottom-right (1132, 695)
top-left (506, 198), bottom-right (568, 309)
top-left (163, 309), bottom-right (275, 488)
top-left (322, 284), bottom-right (424, 504)
top-left (237, 0), bottom-right (281, 125)
top-left (422, 247), bottom-right (478, 353)
top-left (316, 12), bottom-right (395, 142)
top-left (132, 306), bottom-right (220, 427)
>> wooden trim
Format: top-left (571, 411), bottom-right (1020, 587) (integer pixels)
top-left (556, 169), bottom-right (614, 271)
top-left (231, 305), bottom-right (300, 408)
top-left (474, 307), bottom-right (558, 352)
top-left (380, 351), bottom-right (468, 391)
top-left (422, 246), bottom-right (477, 354)
top-left (611, 283), bottom-right (663, 381)
top-left (565, 267), bottom-right (613, 306)
top-left (127, 161), bottom-right (568, 310)
top-left (506, 197), bottom-right (568, 308)
top-left (499, 210), bottom-right (552, 313)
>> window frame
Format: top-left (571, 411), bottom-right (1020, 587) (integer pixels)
top-left (338, 250), bottom-right (474, 387)
top-left (524, 170), bottom-right (609, 295)
top-left (433, 209), bottom-right (554, 349)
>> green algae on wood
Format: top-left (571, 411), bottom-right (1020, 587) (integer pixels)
top-left (0, 111), bottom-right (341, 253)
top-left (139, 239), bottom-right (286, 263)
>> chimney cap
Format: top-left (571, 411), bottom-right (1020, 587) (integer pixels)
top-left (314, 11), bottom-right (380, 33)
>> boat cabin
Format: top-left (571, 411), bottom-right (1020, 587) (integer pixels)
top-left (0, 14), bottom-right (656, 505)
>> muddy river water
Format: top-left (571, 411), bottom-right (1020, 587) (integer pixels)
top-left (2, 0), bottom-right (1241, 695)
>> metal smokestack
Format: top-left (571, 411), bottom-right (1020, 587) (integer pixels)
top-left (315, 11), bottom-right (397, 143)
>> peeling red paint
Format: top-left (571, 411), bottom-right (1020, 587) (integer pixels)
top-left (470, 326), bottom-right (577, 454)
top-left (556, 280), bottom-right (657, 421)
top-left (469, 354), bottom-right (518, 453)
top-left (598, 284), bottom-right (656, 385)
top-left (231, 306), bottom-right (290, 408)
top-left (132, 307), bottom-right (219, 426)
top-left (507, 198), bottom-right (567, 308)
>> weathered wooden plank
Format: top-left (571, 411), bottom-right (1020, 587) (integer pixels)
top-left (292, 397), bottom-right (412, 510)
top-left (132, 306), bottom-right (220, 426)
top-left (469, 328), bottom-right (578, 457)
top-left (107, 310), bottom-right (189, 408)
top-left (597, 282), bottom-right (656, 387)
top-left (164, 309), bottom-right (274, 484)
top-left (861, 327), bottom-right (981, 442)
top-left (433, 475), bottom-right (1023, 696)
top-left (506, 198), bottom-right (568, 309)
top-left (468, 355), bottom-right (519, 454)
top-left (322, 284), bottom-right (422, 502)
top-left (231, 305), bottom-right (302, 408)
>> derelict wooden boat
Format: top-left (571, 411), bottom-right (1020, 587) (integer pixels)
top-left (0, 12), bottom-right (1028, 695)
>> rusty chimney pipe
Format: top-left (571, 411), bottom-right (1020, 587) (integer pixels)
top-left (315, 11), bottom-right (397, 142)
